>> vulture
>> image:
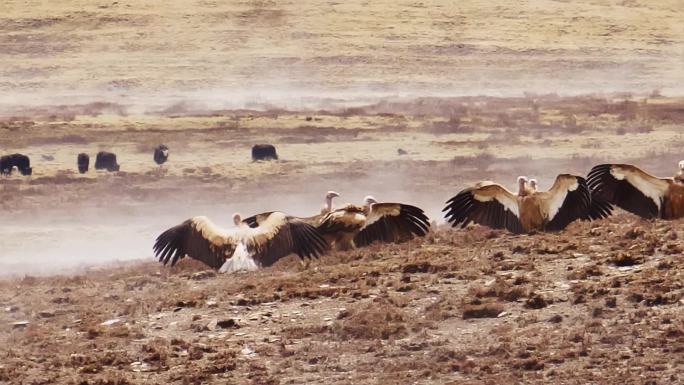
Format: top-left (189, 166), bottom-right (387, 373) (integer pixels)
top-left (243, 193), bottom-right (430, 250)
top-left (243, 191), bottom-right (340, 246)
top-left (444, 174), bottom-right (613, 234)
top-left (316, 196), bottom-right (431, 250)
top-left (153, 211), bottom-right (328, 273)
top-left (675, 161), bottom-right (684, 183)
top-left (587, 163), bottom-right (684, 219)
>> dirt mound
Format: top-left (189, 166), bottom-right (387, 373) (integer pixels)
top-left (1, 216), bottom-right (683, 384)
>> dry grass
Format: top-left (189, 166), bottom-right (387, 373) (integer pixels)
top-left (2, 219), bottom-right (683, 384)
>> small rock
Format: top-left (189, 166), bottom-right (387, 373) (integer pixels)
top-left (130, 361), bottom-right (153, 372)
top-left (12, 321), bottom-right (29, 329)
top-left (525, 295), bottom-right (549, 309)
top-left (235, 298), bottom-right (250, 306)
top-left (191, 271), bottom-right (216, 281)
top-left (397, 148), bottom-right (408, 155)
top-left (241, 346), bottom-right (255, 357)
top-left (206, 300), bottom-right (218, 308)
top-left (100, 318), bottom-right (122, 326)
top-left (5, 306), bottom-right (18, 313)
top-left (217, 319), bottom-right (239, 329)
top-left (175, 300), bottom-right (197, 308)
top-left (497, 311), bottom-right (508, 318)
top-left (548, 314), bottom-right (563, 323)
top-left (38, 311), bottom-right (55, 318)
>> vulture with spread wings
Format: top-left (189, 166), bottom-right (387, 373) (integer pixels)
top-left (154, 212), bottom-right (328, 273)
top-left (317, 196), bottom-right (431, 250)
top-left (444, 174), bottom-right (612, 233)
top-left (243, 195), bottom-right (430, 250)
top-left (587, 163), bottom-right (684, 219)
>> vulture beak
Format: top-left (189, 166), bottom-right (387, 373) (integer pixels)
top-left (232, 213), bottom-right (242, 226)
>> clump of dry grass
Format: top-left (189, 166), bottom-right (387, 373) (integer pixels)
top-left (332, 299), bottom-right (407, 340)
top-left (468, 278), bottom-right (532, 302)
top-left (461, 302), bottom-right (504, 319)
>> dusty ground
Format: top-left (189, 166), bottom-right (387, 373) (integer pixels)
top-left (1, 217), bottom-right (683, 384)
top-left (2, 95), bottom-right (684, 272)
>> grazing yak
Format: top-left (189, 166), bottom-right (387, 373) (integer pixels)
top-left (95, 151), bottom-right (120, 172)
top-left (77, 153), bottom-right (90, 174)
top-left (252, 144), bottom-right (278, 161)
top-left (153, 144), bottom-right (169, 166)
top-left (0, 153), bottom-right (32, 176)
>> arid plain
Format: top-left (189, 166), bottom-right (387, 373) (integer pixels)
top-left (1, 1), bottom-right (683, 384)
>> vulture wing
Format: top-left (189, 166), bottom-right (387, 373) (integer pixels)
top-left (443, 183), bottom-right (524, 234)
top-left (587, 164), bottom-right (668, 218)
top-left (242, 212), bottom-right (274, 228)
top-left (543, 174), bottom-right (592, 231)
top-left (154, 216), bottom-right (237, 269)
top-left (317, 205), bottom-right (368, 236)
top-left (353, 203), bottom-right (430, 247)
top-left (586, 190), bottom-right (614, 220)
top-left (239, 212), bottom-right (329, 267)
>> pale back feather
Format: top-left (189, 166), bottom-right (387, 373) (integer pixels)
top-left (610, 165), bottom-right (669, 211)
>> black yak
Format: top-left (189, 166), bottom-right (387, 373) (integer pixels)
top-left (251, 144), bottom-right (278, 161)
top-left (95, 151), bottom-right (120, 172)
top-left (154, 144), bottom-right (169, 166)
top-left (0, 155), bottom-right (12, 175)
top-left (77, 153), bottom-right (90, 174)
top-left (0, 153), bottom-right (32, 176)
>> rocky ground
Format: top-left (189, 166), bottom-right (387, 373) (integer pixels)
top-left (1, 215), bottom-right (682, 385)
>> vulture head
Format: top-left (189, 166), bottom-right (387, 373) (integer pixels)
top-left (364, 195), bottom-right (379, 206)
top-left (517, 176), bottom-right (529, 196)
top-left (529, 178), bottom-right (538, 192)
top-left (326, 190), bottom-right (340, 201)
top-left (678, 160), bottom-right (684, 173)
top-left (322, 191), bottom-right (340, 213)
top-left (232, 213), bottom-right (242, 226)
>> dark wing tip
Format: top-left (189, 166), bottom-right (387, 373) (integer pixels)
top-left (153, 220), bottom-right (190, 267)
top-left (290, 221), bottom-right (329, 259)
top-left (242, 215), bottom-right (259, 228)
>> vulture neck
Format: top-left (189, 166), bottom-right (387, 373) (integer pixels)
top-left (325, 196), bottom-right (334, 212)
top-left (517, 180), bottom-right (528, 197)
top-left (322, 196), bottom-right (335, 214)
